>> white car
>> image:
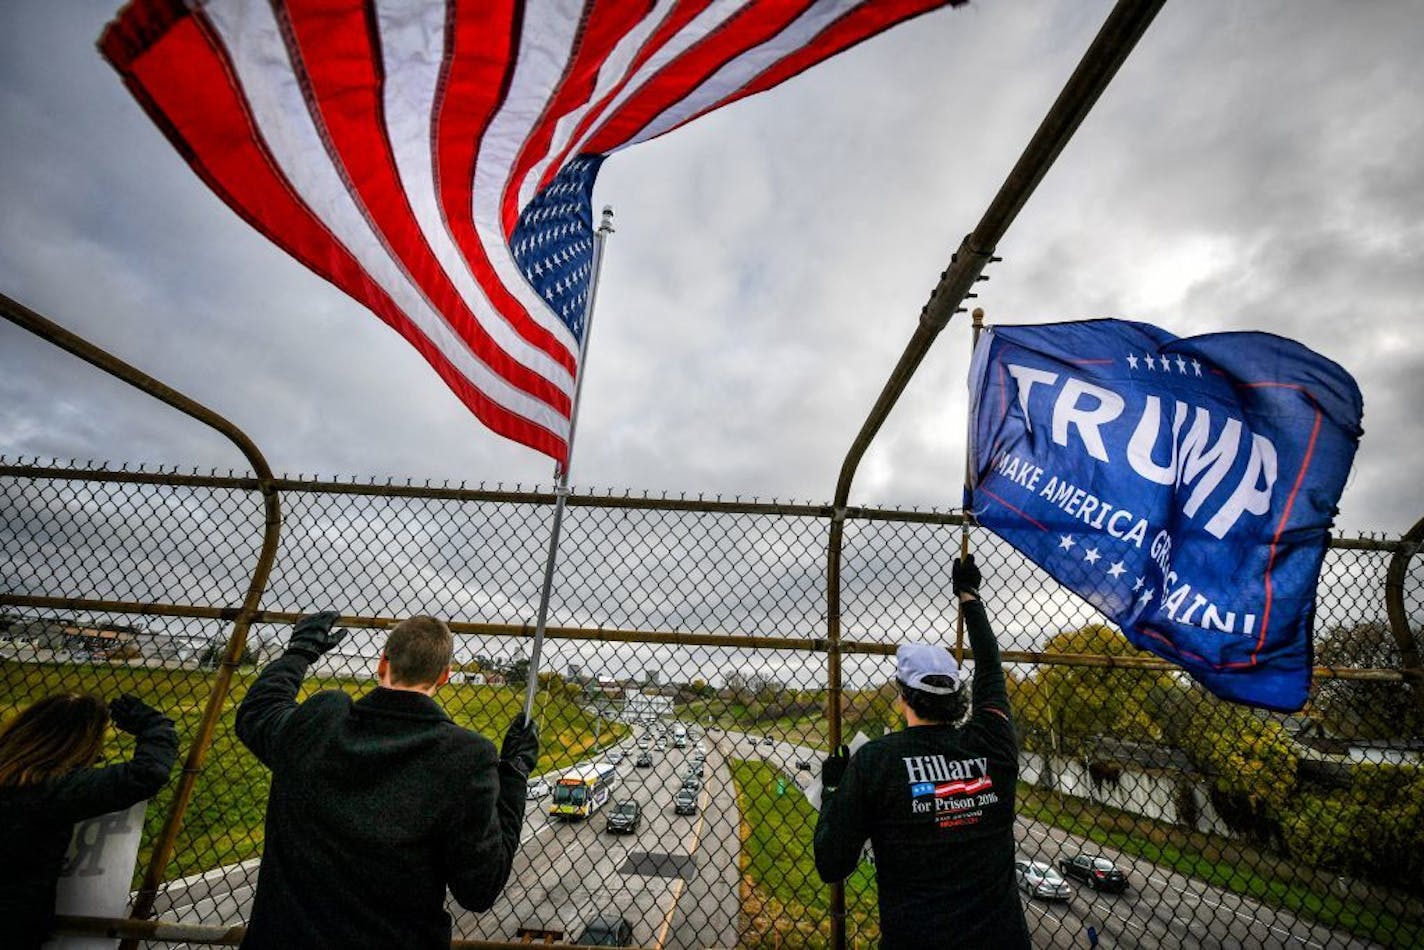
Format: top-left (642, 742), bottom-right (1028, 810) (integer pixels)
top-left (525, 777), bottom-right (551, 801)
top-left (1014, 860), bottom-right (1073, 901)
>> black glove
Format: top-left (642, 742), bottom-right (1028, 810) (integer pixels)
top-left (500, 714), bottom-right (540, 777)
top-left (286, 611), bottom-right (347, 662)
top-left (822, 745), bottom-right (850, 793)
top-left (110, 694), bottom-right (168, 734)
top-left (952, 554), bottom-right (982, 600)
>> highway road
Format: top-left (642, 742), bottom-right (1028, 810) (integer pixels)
top-left (1013, 816), bottom-right (1379, 949)
top-left (146, 726), bottom-right (1385, 948)
top-left (454, 729), bottom-right (740, 947)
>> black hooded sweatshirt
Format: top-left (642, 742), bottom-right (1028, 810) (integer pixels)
top-left (814, 598), bottom-right (1031, 948)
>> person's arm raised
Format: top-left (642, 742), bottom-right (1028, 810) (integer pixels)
top-left (236, 611), bottom-right (346, 766)
top-left (954, 556), bottom-right (1010, 723)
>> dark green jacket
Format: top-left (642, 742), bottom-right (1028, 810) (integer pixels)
top-left (814, 599), bottom-right (1031, 949)
top-left (0, 712), bottom-right (177, 949)
top-left (235, 654), bottom-right (524, 949)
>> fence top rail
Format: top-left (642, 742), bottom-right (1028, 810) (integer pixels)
top-left (3, 595), bottom-right (1415, 683)
top-left (0, 460), bottom-right (1412, 548)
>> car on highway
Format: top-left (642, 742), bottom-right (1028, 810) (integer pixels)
top-left (1015, 860), bottom-right (1073, 901)
top-left (606, 750), bottom-right (623, 764)
top-left (525, 777), bottom-right (550, 800)
top-left (761, 737), bottom-right (774, 747)
top-left (635, 752), bottom-right (654, 768)
top-left (673, 787), bottom-right (698, 815)
top-left (796, 759), bottom-right (811, 771)
top-left (604, 800), bottom-right (641, 835)
top-left (574, 914), bottom-right (634, 947)
top-left (637, 737), bottom-right (650, 749)
top-left (1058, 853), bottom-right (1129, 892)
top-left (681, 775), bottom-right (701, 792)
top-left (687, 762), bottom-right (705, 778)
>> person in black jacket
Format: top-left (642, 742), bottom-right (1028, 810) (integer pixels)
top-left (235, 611), bottom-right (538, 949)
top-left (0, 692), bottom-right (178, 949)
top-left (814, 555), bottom-right (1031, 949)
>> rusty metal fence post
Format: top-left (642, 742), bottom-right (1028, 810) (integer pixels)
top-left (822, 2), bottom-right (1168, 945)
top-left (1386, 513), bottom-right (1424, 711)
top-left (0, 292), bottom-right (283, 940)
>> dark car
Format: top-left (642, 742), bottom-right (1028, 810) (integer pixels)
top-left (635, 751), bottom-right (654, 768)
top-left (604, 800), bottom-right (641, 835)
top-left (687, 762), bottom-right (705, 778)
top-left (796, 759), bottom-right (811, 771)
top-left (673, 787), bottom-right (698, 815)
top-left (574, 915), bottom-right (635, 947)
top-left (1058, 854), bottom-right (1129, 892)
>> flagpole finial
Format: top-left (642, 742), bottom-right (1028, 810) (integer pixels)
top-left (599, 205), bottom-right (615, 234)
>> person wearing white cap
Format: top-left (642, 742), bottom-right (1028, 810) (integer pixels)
top-left (813, 555), bottom-right (1030, 948)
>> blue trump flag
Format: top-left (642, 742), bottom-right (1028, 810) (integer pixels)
top-left (967, 320), bottom-right (1363, 711)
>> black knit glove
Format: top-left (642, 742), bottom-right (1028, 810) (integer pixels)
top-left (110, 694), bottom-right (168, 735)
top-left (822, 745), bottom-right (850, 793)
top-left (952, 554), bottom-right (982, 601)
top-left (500, 714), bottom-right (540, 778)
top-left (286, 610), bottom-right (347, 662)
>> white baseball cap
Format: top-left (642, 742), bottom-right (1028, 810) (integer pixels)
top-left (896, 643), bottom-right (962, 695)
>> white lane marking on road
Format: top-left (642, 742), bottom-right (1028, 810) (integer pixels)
top-left (1146, 874), bottom-right (1325, 947)
top-left (651, 753), bottom-right (713, 949)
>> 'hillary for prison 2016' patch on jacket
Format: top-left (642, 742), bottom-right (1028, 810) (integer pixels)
top-left (904, 754), bottom-right (999, 829)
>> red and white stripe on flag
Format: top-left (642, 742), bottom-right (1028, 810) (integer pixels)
top-left (101, 0), bottom-right (965, 464)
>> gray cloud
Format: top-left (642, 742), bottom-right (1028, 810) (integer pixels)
top-left (2, 0), bottom-right (1420, 536)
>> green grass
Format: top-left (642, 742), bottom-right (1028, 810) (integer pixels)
top-left (729, 758), bottom-right (880, 948)
top-left (1, 660), bottom-right (621, 883)
top-left (1016, 784), bottom-right (1424, 948)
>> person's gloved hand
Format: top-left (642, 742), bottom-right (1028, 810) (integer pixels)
top-left (110, 694), bottom-right (168, 734)
top-left (286, 611), bottom-right (347, 662)
top-left (822, 745), bottom-right (850, 793)
top-left (500, 714), bottom-right (540, 778)
top-left (952, 554), bottom-right (982, 601)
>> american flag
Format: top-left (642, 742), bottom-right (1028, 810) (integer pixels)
top-left (101, 0), bottom-right (965, 464)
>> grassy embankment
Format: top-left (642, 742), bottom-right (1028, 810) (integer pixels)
top-left (682, 698), bottom-right (886, 748)
top-left (1, 661), bottom-right (623, 882)
top-left (729, 758), bottom-right (880, 948)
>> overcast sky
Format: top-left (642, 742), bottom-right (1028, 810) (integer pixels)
top-left (2, 1), bottom-right (1421, 536)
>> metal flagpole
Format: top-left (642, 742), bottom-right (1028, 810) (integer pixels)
top-left (954, 307), bottom-right (985, 665)
top-left (523, 205), bottom-right (615, 722)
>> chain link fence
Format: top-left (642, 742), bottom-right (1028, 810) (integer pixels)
top-left (3, 460), bottom-right (1421, 948)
